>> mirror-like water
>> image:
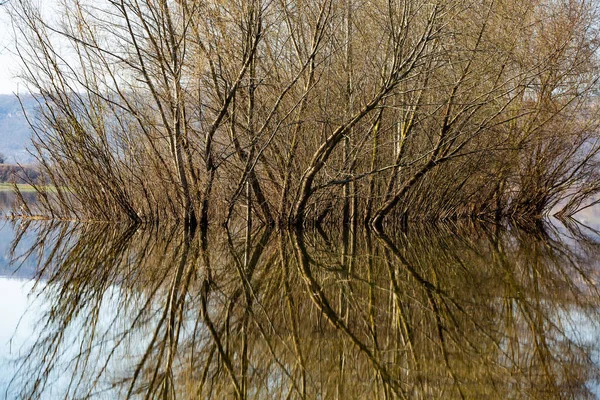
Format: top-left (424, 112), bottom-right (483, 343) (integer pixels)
top-left (1, 215), bottom-right (600, 399)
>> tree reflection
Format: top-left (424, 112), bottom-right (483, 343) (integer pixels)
top-left (7, 220), bottom-right (600, 399)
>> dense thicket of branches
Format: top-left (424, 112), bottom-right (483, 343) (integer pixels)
top-left (9, 0), bottom-right (600, 228)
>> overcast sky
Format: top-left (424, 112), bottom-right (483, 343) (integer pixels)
top-left (0, 5), bottom-right (20, 95)
top-left (0, 1), bottom-right (60, 95)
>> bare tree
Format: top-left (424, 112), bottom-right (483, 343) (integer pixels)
top-left (8, 0), bottom-right (600, 229)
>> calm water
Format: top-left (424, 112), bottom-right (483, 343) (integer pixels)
top-left (1, 211), bottom-right (600, 398)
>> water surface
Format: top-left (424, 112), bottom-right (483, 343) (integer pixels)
top-left (1, 216), bottom-right (600, 399)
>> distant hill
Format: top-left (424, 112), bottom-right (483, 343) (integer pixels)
top-left (0, 94), bottom-right (37, 164)
top-left (0, 164), bottom-right (40, 183)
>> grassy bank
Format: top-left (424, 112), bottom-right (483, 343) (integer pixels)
top-left (0, 183), bottom-right (55, 193)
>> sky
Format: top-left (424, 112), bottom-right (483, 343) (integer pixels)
top-left (0, 1), bottom-right (59, 95)
top-left (0, 4), bottom-right (22, 95)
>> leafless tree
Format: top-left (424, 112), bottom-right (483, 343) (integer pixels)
top-left (8, 0), bottom-right (600, 229)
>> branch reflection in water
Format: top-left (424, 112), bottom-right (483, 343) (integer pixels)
top-left (6, 219), bottom-right (600, 399)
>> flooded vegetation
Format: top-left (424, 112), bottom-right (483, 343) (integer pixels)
top-left (8, 0), bottom-right (600, 228)
top-left (3, 0), bottom-right (600, 398)
top-left (2, 219), bottom-right (600, 399)
top-left (0, 189), bottom-right (36, 218)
